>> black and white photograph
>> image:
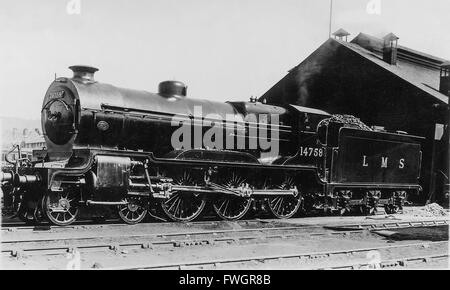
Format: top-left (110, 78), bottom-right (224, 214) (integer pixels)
top-left (0, 0), bottom-right (449, 275)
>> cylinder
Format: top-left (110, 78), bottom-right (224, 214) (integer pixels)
top-left (0, 172), bottom-right (13, 183)
top-left (13, 174), bottom-right (41, 185)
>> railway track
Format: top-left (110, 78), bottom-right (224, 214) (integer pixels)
top-left (104, 241), bottom-right (449, 270)
top-left (1, 225), bottom-right (367, 257)
top-left (2, 219), bottom-right (448, 258)
top-left (1, 218), bottom-right (265, 233)
top-left (324, 219), bottom-right (449, 231)
top-left (319, 254), bottom-right (449, 269)
top-left (2, 216), bottom-right (448, 234)
top-left (1, 219), bottom-right (125, 231)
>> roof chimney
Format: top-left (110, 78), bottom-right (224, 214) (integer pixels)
top-left (332, 29), bottom-right (350, 42)
top-left (69, 65), bottom-right (99, 82)
top-left (383, 33), bottom-right (399, 65)
top-left (440, 62), bottom-right (450, 96)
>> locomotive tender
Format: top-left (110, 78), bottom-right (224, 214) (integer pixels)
top-left (0, 66), bottom-right (424, 225)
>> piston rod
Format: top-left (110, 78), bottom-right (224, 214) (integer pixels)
top-left (86, 200), bottom-right (128, 206)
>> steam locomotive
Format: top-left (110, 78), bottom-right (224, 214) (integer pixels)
top-left (0, 66), bottom-right (424, 226)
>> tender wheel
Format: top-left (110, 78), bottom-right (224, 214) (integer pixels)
top-left (356, 190), bottom-right (378, 216)
top-left (337, 190), bottom-right (352, 216)
top-left (359, 205), bottom-right (377, 216)
top-left (367, 190), bottom-right (380, 214)
top-left (339, 207), bottom-right (348, 216)
top-left (43, 191), bottom-right (79, 226)
top-left (267, 177), bottom-right (302, 219)
top-left (161, 171), bottom-right (206, 222)
top-left (384, 204), bottom-right (399, 215)
top-left (213, 172), bottom-right (252, 221)
top-left (118, 198), bottom-right (148, 225)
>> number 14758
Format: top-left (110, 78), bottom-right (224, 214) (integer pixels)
top-left (299, 147), bottom-right (324, 157)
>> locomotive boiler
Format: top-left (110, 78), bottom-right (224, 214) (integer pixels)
top-left (0, 66), bottom-right (424, 225)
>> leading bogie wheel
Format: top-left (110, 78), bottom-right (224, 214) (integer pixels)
top-left (43, 191), bottom-right (79, 226)
top-left (16, 207), bottom-right (36, 225)
top-left (118, 198), bottom-right (148, 224)
top-left (13, 191), bottom-right (36, 224)
top-left (15, 202), bottom-right (35, 224)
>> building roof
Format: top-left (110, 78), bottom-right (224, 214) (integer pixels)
top-left (261, 32), bottom-right (449, 107)
top-left (351, 33), bottom-right (448, 68)
top-left (442, 61), bottom-right (450, 69)
top-left (346, 33), bottom-right (449, 104)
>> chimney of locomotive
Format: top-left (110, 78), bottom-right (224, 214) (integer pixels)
top-left (158, 80), bottom-right (187, 98)
top-left (69, 65), bottom-right (99, 82)
top-left (383, 33), bottom-right (399, 65)
top-left (439, 62), bottom-right (450, 96)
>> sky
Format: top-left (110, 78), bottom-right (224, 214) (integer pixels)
top-left (1, 0), bottom-right (450, 120)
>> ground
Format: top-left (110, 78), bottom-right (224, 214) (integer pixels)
top-left (1, 207), bottom-right (448, 270)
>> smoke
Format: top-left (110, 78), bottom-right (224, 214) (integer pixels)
top-left (295, 63), bottom-right (319, 106)
top-left (293, 41), bottom-right (336, 106)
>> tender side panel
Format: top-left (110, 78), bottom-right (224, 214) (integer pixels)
top-left (332, 128), bottom-right (422, 185)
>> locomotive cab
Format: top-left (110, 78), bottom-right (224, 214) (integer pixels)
top-left (316, 119), bottom-right (345, 183)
